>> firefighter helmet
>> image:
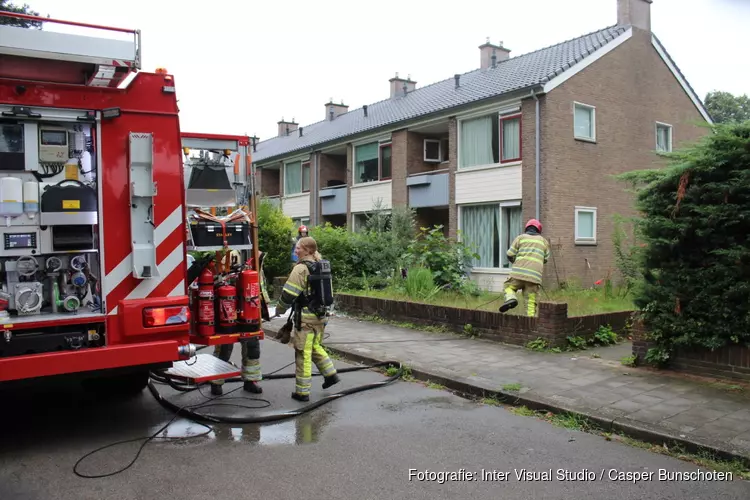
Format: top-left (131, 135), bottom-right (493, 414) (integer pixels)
top-left (525, 219), bottom-right (542, 232)
top-left (298, 225), bottom-right (309, 236)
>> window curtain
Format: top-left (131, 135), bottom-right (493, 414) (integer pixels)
top-left (502, 118), bottom-right (520, 160)
top-left (461, 204), bottom-right (499, 268)
top-left (500, 206), bottom-right (523, 267)
top-left (656, 127), bottom-right (668, 151)
top-left (302, 164), bottom-right (310, 191)
top-left (460, 115), bottom-right (494, 168)
top-left (355, 143), bottom-right (379, 182)
top-left (574, 107), bottom-right (591, 138)
top-left (284, 161), bottom-right (302, 195)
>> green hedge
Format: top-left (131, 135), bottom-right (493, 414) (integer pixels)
top-left (619, 121), bottom-right (750, 364)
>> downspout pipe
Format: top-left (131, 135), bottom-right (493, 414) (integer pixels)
top-left (311, 148), bottom-right (318, 225)
top-left (530, 88), bottom-right (541, 221)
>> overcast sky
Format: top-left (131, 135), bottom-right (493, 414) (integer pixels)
top-left (23, 0), bottom-right (750, 142)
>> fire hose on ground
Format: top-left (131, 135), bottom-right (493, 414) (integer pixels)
top-left (72, 356), bottom-right (404, 479)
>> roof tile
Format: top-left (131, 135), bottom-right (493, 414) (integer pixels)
top-left (253, 24), bottom-right (629, 163)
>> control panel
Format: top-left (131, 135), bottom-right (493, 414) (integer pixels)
top-left (38, 126), bottom-right (69, 163)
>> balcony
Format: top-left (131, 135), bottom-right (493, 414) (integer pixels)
top-left (407, 170), bottom-right (449, 208)
top-left (320, 186), bottom-right (347, 216)
top-left (264, 196), bottom-right (281, 208)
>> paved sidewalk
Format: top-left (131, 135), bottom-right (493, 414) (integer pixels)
top-left (262, 313), bottom-right (750, 461)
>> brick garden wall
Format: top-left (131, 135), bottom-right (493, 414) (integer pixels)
top-left (334, 293), bottom-right (633, 348)
top-left (631, 320), bottom-right (750, 382)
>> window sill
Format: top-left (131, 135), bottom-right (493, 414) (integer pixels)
top-left (575, 240), bottom-right (597, 246)
top-left (283, 192), bottom-right (310, 199)
top-left (351, 179), bottom-right (392, 189)
top-left (574, 136), bottom-right (596, 144)
top-left (456, 161), bottom-right (522, 174)
top-left (470, 267), bottom-right (511, 274)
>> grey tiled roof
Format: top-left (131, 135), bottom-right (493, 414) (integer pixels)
top-left (252, 24), bottom-right (630, 164)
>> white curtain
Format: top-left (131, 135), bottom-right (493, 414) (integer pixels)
top-left (575, 106), bottom-right (592, 138)
top-left (460, 115), bottom-right (494, 168)
top-left (284, 161), bottom-right (302, 195)
top-left (501, 206), bottom-right (523, 267)
top-left (355, 143), bottom-right (379, 182)
top-left (656, 127), bottom-right (669, 151)
top-left (461, 204), bottom-right (499, 268)
top-left (502, 118), bottom-right (520, 160)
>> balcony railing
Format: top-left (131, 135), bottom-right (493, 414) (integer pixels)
top-left (319, 185), bottom-right (347, 215)
top-left (407, 170), bottom-right (449, 208)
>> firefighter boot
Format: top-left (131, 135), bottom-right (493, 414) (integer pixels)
top-left (291, 392), bottom-right (309, 402)
top-left (244, 381), bottom-right (262, 394)
top-left (499, 286), bottom-right (518, 313)
top-left (322, 374), bottom-right (340, 389)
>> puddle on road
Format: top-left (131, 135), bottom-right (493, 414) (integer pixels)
top-left (151, 409), bottom-right (334, 447)
top-left (380, 396), bottom-right (475, 412)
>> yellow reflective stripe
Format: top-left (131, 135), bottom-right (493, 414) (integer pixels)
top-left (516, 255), bottom-right (544, 265)
top-left (518, 238), bottom-right (547, 247)
top-left (286, 282), bottom-right (304, 292)
top-left (513, 267), bottom-right (543, 280)
top-left (517, 247), bottom-right (546, 258)
top-left (282, 284), bottom-right (301, 297)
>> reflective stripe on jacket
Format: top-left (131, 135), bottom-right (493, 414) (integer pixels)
top-left (276, 255), bottom-right (324, 324)
top-left (506, 233), bottom-right (550, 285)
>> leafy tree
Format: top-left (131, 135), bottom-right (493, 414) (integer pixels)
top-left (0, 1), bottom-right (45, 29)
top-left (618, 121), bottom-right (750, 364)
top-left (256, 198), bottom-right (294, 280)
top-left (704, 91), bottom-right (750, 124)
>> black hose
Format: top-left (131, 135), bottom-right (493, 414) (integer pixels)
top-left (147, 360), bottom-right (403, 424)
top-left (72, 360), bottom-right (403, 478)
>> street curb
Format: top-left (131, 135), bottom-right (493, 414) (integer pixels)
top-left (260, 321), bottom-right (749, 468)
top-left (317, 342), bottom-right (750, 467)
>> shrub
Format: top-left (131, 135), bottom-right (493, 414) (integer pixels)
top-left (618, 121), bottom-right (750, 361)
top-left (256, 198), bottom-right (294, 280)
top-left (403, 225), bottom-right (480, 293)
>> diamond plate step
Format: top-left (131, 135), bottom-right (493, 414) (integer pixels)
top-left (164, 353), bottom-right (241, 384)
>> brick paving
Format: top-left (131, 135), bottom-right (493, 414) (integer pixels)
top-left (263, 314), bottom-right (750, 460)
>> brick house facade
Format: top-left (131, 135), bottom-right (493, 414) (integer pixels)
top-left (251, 0), bottom-right (712, 291)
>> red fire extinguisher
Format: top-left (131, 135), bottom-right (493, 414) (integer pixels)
top-left (216, 284), bottom-right (237, 334)
top-left (238, 269), bottom-right (261, 332)
top-left (197, 268), bottom-right (215, 336)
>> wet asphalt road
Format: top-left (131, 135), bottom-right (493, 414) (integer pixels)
top-left (0, 339), bottom-right (748, 500)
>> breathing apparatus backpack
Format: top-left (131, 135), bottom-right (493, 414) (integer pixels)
top-left (302, 259), bottom-right (334, 317)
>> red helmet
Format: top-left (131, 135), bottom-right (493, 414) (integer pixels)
top-left (525, 219), bottom-right (542, 232)
top-left (298, 225), bottom-right (308, 235)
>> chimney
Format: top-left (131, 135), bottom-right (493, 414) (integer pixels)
top-left (325, 99), bottom-right (349, 121)
top-left (617, 0), bottom-right (652, 31)
top-left (389, 72), bottom-right (417, 98)
top-left (363, 105), bottom-right (368, 117)
top-left (277, 118), bottom-right (298, 137)
top-left (479, 38), bottom-right (511, 69)
top-left (454, 74), bottom-right (460, 89)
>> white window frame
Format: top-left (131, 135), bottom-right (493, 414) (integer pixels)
top-left (574, 206), bottom-right (597, 245)
top-left (456, 108), bottom-right (523, 171)
top-left (573, 102), bottom-right (596, 142)
top-left (655, 121), bottom-right (673, 152)
top-left (457, 200), bottom-right (523, 271)
top-left (353, 140), bottom-right (392, 184)
top-left (424, 138), bottom-right (443, 163)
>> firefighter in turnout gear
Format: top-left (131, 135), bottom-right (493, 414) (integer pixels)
top-left (499, 219), bottom-right (550, 317)
top-left (275, 236), bottom-right (339, 402)
top-left (209, 250), bottom-right (271, 396)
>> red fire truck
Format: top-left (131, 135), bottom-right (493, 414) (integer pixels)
top-left (0, 12), bottom-right (262, 393)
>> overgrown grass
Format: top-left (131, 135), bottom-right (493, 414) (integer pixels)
top-left (341, 282), bottom-right (634, 317)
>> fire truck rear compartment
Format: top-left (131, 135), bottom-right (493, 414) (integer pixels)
top-left (0, 322), bottom-right (104, 357)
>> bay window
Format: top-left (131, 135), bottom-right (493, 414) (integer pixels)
top-left (459, 111), bottom-right (522, 168)
top-left (460, 202), bottom-right (523, 269)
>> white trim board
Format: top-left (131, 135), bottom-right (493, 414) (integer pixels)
top-left (542, 27), bottom-right (633, 93)
top-left (651, 35), bottom-right (713, 124)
